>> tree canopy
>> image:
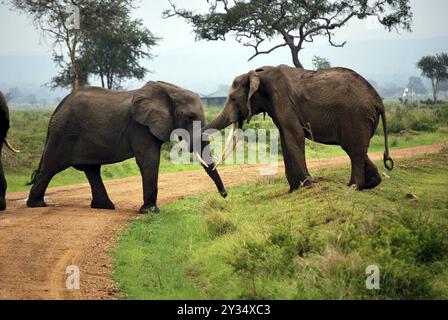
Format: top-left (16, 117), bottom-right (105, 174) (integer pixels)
top-left (165, 0), bottom-right (413, 68)
top-left (51, 1), bottom-right (158, 90)
top-left (9, 0), bottom-right (158, 91)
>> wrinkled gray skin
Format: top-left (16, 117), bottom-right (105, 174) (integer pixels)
top-left (0, 92), bottom-right (9, 211)
top-left (205, 65), bottom-right (394, 192)
top-left (27, 81), bottom-right (227, 214)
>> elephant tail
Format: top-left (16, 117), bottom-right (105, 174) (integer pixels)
top-left (380, 110), bottom-right (394, 171)
top-left (27, 169), bottom-right (39, 186)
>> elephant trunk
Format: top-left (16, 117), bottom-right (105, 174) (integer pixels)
top-left (203, 103), bottom-right (234, 132)
top-left (198, 140), bottom-right (227, 198)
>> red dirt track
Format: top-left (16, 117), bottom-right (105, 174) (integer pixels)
top-left (0, 143), bottom-right (445, 300)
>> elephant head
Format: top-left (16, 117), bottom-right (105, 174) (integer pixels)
top-left (203, 67), bottom-right (273, 167)
top-left (131, 81), bottom-right (227, 197)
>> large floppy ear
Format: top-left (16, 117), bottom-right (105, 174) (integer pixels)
top-left (131, 83), bottom-right (174, 142)
top-left (246, 71), bottom-right (261, 123)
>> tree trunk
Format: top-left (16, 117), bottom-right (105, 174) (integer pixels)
top-left (432, 79), bottom-right (438, 105)
top-left (70, 31), bottom-right (80, 92)
top-left (71, 56), bottom-right (80, 91)
top-left (282, 33), bottom-right (304, 69)
top-left (290, 47), bottom-right (303, 69)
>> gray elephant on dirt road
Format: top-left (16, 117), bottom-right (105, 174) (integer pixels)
top-left (205, 65), bottom-right (394, 192)
top-left (27, 81), bottom-right (227, 214)
top-left (1, 91), bottom-right (20, 211)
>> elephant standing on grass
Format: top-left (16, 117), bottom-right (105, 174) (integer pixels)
top-left (205, 65), bottom-right (394, 191)
top-left (1, 92), bottom-right (20, 211)
top-left (27, 81), bottom-right (227, 214)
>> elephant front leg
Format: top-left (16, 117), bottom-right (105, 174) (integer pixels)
top-left (136, 149), bottom-right (161, 214)
top-left (280, 127), bottom-right (313, 192)
top-left (80, 165), bottom-right (115, 210)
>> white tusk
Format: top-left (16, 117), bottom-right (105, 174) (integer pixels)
top-left (213, 123), bottom-right (238, 171)
top-left (196, 152), bottom-right (209, 168)
top-left (4, 139), bottom-right (20, 153)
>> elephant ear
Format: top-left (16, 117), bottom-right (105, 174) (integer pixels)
top-left (131, 83), bottom-right (174, 142)
top-left (246, 71), bottom-right (261, 123)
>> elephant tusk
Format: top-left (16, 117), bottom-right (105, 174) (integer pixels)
top-left (213, 123), bottom-right (238, 171)
top-left (4, 139), bottom-right (20, 153)
top-left (196, 152), bottom-right (209, 168)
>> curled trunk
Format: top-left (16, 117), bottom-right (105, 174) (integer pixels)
top-left (199, 140), bottom-right (227, 198)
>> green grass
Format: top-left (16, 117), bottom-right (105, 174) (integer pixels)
top-left (113, 151), bottom-right (448, 299)
top-left (4, 105), bottom-right (448, 192)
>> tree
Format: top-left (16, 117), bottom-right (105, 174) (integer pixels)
top-left (9, 0), bottom-right (84, 91)
top-left (312, 56), bottom-right (331, 71)
top-left (164, 0), bottom-right (413, 68)
top-left (49, 1), bottom-right (158, 90)
top-left (417, 53), bottom-right (448, 104)
top-left (407, 76), bottom-right (427, 97)
top-left (80, 7), bottom-right (158, 89)
top-left (9, 0), bottom-right (157, 91)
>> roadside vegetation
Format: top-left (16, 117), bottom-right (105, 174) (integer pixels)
top-left (3, 103), bottom-right (448, 192)
top-left (113, 150), bottom-right (448, 299)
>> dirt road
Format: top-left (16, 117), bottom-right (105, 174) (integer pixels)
top-left (0, 143), bottom-right (445, 300)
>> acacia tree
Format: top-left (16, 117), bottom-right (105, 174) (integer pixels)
top-left (417, 53), bottom-right (448, 104)
top-left (164, 0), bottom-right (413, 68)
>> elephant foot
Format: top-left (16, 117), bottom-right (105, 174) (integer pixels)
top-left (302, 177), bottom-right (316, 188)
top-left (289, 177), bottom-right (316, 193)
top-left (0, 198), bottom-right (6, 211)
top-left (91, 199), bottom-right (115, 210)
top-left (364, 174), bottom-right (382, 190)
top-left (140, 205), bottom-right (160, 215)
top-left (27, 199), bottom-right (47, 208)
top-left (348, 184), bottom-right (363, 191)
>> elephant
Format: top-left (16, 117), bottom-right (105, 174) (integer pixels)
top-left (27, 81), bottom-right (227, 214)
top-left (204, 65), bottom-right (394, 192)
top-left (1, 91), bottom-right (20, 211)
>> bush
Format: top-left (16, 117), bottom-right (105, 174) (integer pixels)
top-left (385, 104), bottom-right (446, 133)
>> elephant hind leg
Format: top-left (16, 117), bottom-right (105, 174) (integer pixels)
top-left (28, 136), bottom-right (71, 207)
top-left (347, 153), bottom-right (367, 190)
top-left (75, 165), bottom-right (115, 210)
top-left (27, 170), bottom-right (59, 207)
top-left (364, 157), bottom-right (382, 190)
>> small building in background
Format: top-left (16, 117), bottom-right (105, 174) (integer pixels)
top-left (201, 85), bottom-right (229, 108)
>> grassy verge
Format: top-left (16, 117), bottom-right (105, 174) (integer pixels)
top-left (113, 151), bottom-right (448, 299)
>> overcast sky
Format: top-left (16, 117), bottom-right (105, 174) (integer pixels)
top-left (0, 0), bottom-right (448, 93)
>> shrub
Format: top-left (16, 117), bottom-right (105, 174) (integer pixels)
top-left (204, 213), bottom-right (236, 238)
